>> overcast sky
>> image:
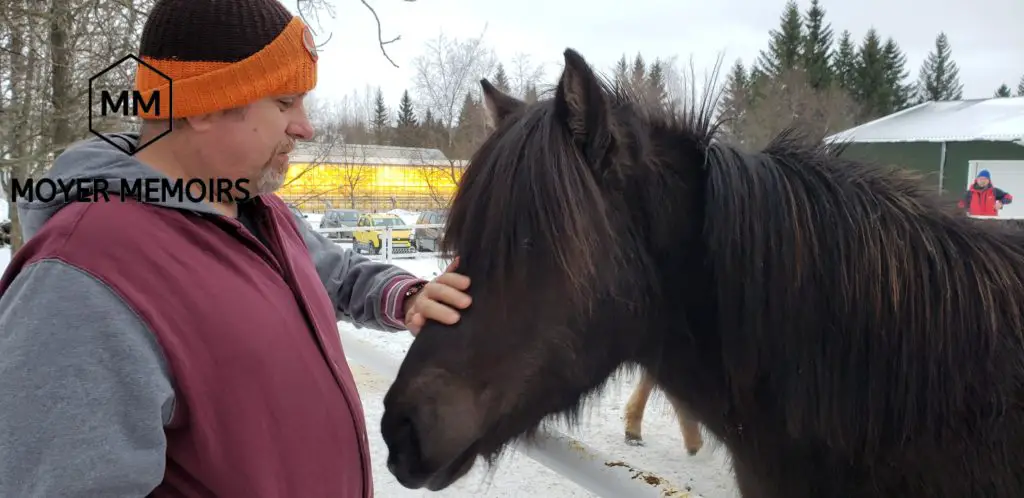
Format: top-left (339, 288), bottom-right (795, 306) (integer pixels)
top-left (294, 0), bottom-right (1024, 110)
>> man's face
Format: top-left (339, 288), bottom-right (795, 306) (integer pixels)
top-left (976, 176), bottom-right (990, 187)
top-left (196, 93), bottom-right (315, 197)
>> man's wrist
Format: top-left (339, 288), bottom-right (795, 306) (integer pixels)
top-left (381, 276), bottom-right (428, 329)
top-left (402, 280), bottom-right (428, 314)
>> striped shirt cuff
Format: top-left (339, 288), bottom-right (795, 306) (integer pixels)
top-left (380, 275), bottom-right (428, 329)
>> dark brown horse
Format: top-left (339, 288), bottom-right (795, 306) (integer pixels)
top-left (380, 48), bottom-right (1024, 497)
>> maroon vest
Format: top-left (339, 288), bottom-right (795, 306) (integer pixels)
top-left (3, 195), bottom-right (373, 497)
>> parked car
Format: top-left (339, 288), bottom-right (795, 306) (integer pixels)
top-left (319, 208), bottom-right (361, 240)
top-left (353, 213), bottom-right (413, 254)
top-left (413, 209), bottom-right (447, 252)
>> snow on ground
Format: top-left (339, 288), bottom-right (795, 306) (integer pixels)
top-left (348, 252), bottom-right (742, 498)
top-left (0, 235), bottom-right (742, 497)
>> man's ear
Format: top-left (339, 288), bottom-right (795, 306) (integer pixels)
top-left (480, 78), bottom-right (525, 129)
top-left (553, 48), bottom-right (614, 166)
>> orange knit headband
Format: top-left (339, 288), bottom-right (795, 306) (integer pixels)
top-left (134, 16), bottom-right (317, 120)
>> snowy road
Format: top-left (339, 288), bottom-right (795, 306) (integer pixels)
top-left (345, 254), bottom-right (742, 498)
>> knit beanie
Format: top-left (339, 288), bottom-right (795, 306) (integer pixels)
top-left (978, 169), bottom-right (991, 180)
top-left (134, 0), bottom-right (318, 120)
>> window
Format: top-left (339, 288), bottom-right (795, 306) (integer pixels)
top-left (339, 211), bottom-right (359, 222)
top-left (372, 217), bottom-right (403, 227)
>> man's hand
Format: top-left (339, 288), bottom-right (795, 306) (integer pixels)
top-left (996, 201), bottom-right (1004, 209)
top-left (404, 258), bottom-right (471, 336)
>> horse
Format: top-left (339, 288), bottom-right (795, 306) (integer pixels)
top-left (380, 48), bottom-right (1024, 497)
top-left (624, 371), bottom-right (704, 455)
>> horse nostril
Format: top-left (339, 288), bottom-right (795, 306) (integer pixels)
top-left (398, 416), bottom-right (421, 459)
top-left (386, 415), bottom-right (425, 479)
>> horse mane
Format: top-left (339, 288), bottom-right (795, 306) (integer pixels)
top-left (702, 129), bottom-right (1024, 454)
top-left (439, 101), bottom-right (617, 311)
top-left (440, 68), bottom-right (723, 313)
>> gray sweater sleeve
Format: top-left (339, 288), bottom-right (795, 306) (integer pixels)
top-left (0, 259), bottom-right (174, 497)
top-left (290, 211), bottom-right (422, 331)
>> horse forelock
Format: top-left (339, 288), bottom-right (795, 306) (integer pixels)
top-left (700, 129), bottom-right (1024, 452)
top-left (441, 102), bottom-right (626, 310)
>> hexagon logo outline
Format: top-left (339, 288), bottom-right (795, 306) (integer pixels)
top-left (88, 53), bottom-right (173, 156)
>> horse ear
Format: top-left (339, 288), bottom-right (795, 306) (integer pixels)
top-left (554, 49), bottom-right (612, 155)
top-left (480, 78), bottom-right (525, 129)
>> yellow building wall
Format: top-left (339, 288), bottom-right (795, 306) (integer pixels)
top-left (278, 162), bottom-right (463, 212)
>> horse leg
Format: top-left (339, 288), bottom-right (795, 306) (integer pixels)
top-left (666, 392), bottom-right (703, 456)
top-left (623, 372), bottom-right (656, 446)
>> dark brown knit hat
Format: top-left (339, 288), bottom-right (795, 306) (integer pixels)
top-left (134, 0), bottom-right (318, 119)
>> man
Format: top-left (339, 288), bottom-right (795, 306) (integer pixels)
top-left (0, 0), bottom-right (470, 496)
top-left (958, 169), bottom-right (1013, 216)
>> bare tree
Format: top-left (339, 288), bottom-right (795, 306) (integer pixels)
top-left (507, 52), bottom-right (547, 99)
top-left (295, 0), bottom-right (416, 69)
top-left (0, 0), bottom-right (153, 252)
top-left (411, 157), bottom-right (464, 209)
top-left (411, 29), bottom-right (498, 147)
top-left (736, 68), bottom-right (858, 150)
top-left (336, 144), bottom-right (372, 209)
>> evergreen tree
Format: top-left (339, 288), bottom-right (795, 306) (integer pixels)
top-left (394, 90), bottom-right (418, 147)
top-left (631, 53), bottom-right (646, 90)
top-left (1017, 74), bottom-right (1024, 97)
top-left (745, 66), bottom-right (769, 106)
top-left (756, 0), bottom-right (804, 78)
top-left (831, 30), bottom-right (859, 97)
top-left (396, 90), bottom-right (417, 128)
top-left (456, 92), bottom-right (478, 130)
top-left (451, 92), bottom-right (485, 157)
top-left (854, 29), bottom-right (887, 120)
top-left (645, 60), bottom-right (667, 104)
top-left (371, 87), bottom-right (390, 145)
top-left (801, 0), bottom-right (833, 90)
top-left (421, 109), bottom-right (439, 148)
top-left (612, 55), bottom-right (629, 93)
top-left (718, 60), bottom-right (751, 139)
top-left (994, 84), bottom-right (1012, 98)
top-left (492, 64), bottom-right (511, 93)
top-left (914, 32), bottom-right (964, 103)
top-left (881, 37), bottom-right (913, 112)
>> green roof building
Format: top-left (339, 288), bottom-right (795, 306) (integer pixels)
top-left (826, 97), bottom-right (1024, 217)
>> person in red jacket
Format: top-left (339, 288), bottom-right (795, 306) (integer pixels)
top-left (958, 169), bottom-right (1013, 216)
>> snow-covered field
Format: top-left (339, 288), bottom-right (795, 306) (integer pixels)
top-left (0, 222), bottom-right (742, 498)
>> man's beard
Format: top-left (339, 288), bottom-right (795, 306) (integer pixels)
top-left (255, 161), bottom-right (287, 195)
top-left (254, 143), bottom-right (293, 195)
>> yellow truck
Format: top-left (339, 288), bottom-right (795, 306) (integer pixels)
top-left (352, 213), bottom-right (413, 255)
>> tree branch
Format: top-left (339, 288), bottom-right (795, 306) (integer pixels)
top-left (360, 0), bottom-right (412, 68)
